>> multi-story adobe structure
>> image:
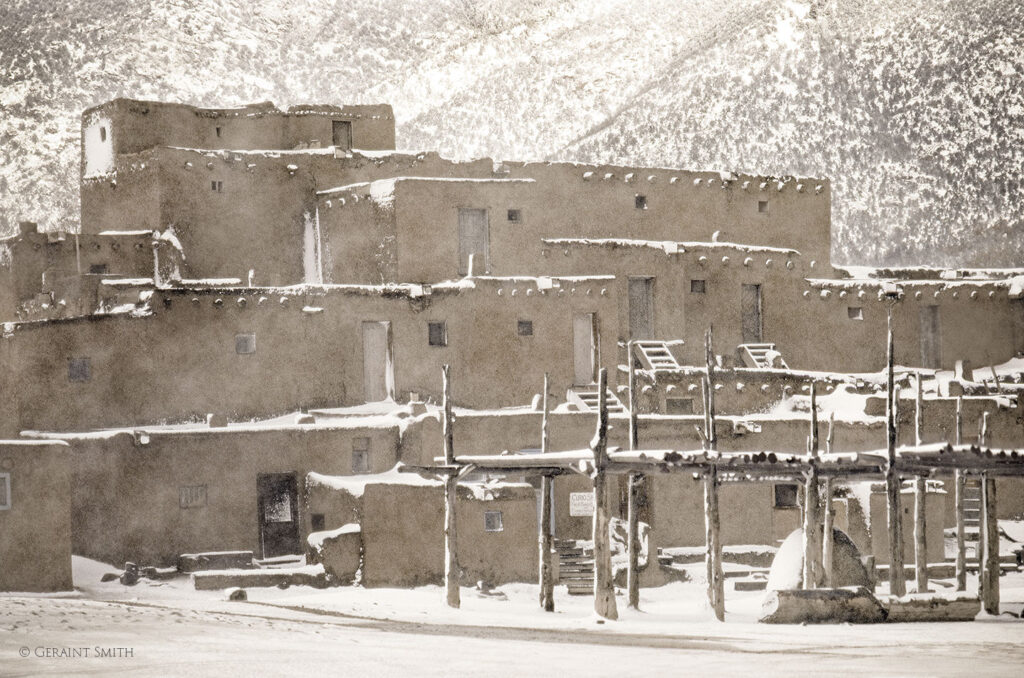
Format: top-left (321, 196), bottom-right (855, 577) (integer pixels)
top-left (1, 97), bottom-right (1022, 588)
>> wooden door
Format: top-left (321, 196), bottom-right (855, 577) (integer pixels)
top-left (257, 473), bottom-right (300, 559)
top-left (362, 321), bottom-right (393, 402)
top-left (332, 120), bottom-right (352, 150)
top-left (458, 208), bottom-right (489, 275)
top-left (573, 312), bottom-right (596, 386)
top-left (919, 305), bottom-right (941, 368)
top-left (628, 276), bottom-right (654, 340)
top-left (741, 283), bottom-right (763, 343)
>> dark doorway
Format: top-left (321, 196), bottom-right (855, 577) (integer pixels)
top-left (628, 276), bottom-right (654, 340)
top-left (332, 120), bottom-right (352, 151)
top-left (257, 473), bottom-right (300, 558)
top-left (741, 283), bottom-right (763, 343)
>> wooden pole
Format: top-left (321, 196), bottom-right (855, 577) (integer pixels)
top-left (980, 474), bottom-right (1000, 615)
top-left (913, 374), bottom-right (928, 593)
top-left (802, 383), bottom-right (822, 589)
top-left (538, 372), bottom-right (555, 612)
top-left (954, 396), bottom-right (967, 592)
top-left (442, 364), bottom-right (460, 608)
top-left (591, 368), bottom-right (618, 620)
top-left (626, 342), bottom-right (642, 610)
top-left (822, 413), bottom-right (836, 587)
top-left (885, 311), bottom-right (907, 597)
top-left (702, 328), bottom-right (725, 620)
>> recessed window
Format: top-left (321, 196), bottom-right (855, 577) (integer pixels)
top-left (774, 484), bottom-right (799, 508)
top-left (68, 357), bottom-right (91, 383)
top-left (635, 194), bottom-right (647, 209)
top-left (99, 126), bottom-right (107, 142)
top-left (665, 397), bottom-right (694, 414)
top-left (0, 473), bottom-right (10, 510)
top-left (89, 263), bottom-right (108, 274)
top-left (690, 279), bottom-right (706, 294)
top-left (848, 306), bottom-right (864, 321)
top-left (211, 180), bottom-right (223, 192)
top-left (758, 200), bottom-right (769, 214)
top-left (215, 126), bottom-right (222, 138)
top-left (235, 333), bottom-right (256, 355)
top-left (484, 510), bottom-right (504, 532)
top-left (517, 320), bottom-right (533, 336)
top-left (311, 514), bottom-right (326, 532)
top-left (507, 209), bottom-right (522, 223)
top-left (179, 485), bottom-right (207, 509)
top-left (352, 437), bottom-right (370, 474)
top-left (428, 321), bottom-right (447, 347)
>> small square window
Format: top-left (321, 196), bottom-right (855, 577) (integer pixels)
top-left (484, 510), bottom-right (504, 532)
top-left (507, 209), bottom-right (522, 223)
top-left (89, 263), bottom-right (108, 274)
top-left (774, 484), bottom-right (799, 508)
top-left (665, 397), bottom-right (693, 414)
top-left (311, 514), bottom-right (326, 532)
top-left (352, 437), bottom-right (370, 474)
top-left (0, 473), bottom-right (10, 510)
top-left (235, 333), bottom-right (256, 355)
top-left (517, 320), bottom-right (533, 336)
top-left (690, 279), bottom-right (706, 294)
top-left (848, 306), bottom-right (864, 321)
top-left (428, 321), bottom-right (447, 347)
top-left (758, 200), bottom-right (769, 214)
top-left (99, 126), bottom-right (107, 142)
top-left (635, 194), bottom-right (647, 209)
top-left (68, 357), bottom-right (91, 383)
top-left (211, 180), bottom-right (223, 192)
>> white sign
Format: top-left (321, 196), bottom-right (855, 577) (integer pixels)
top-left (569, 492), bottom-right (595, 517)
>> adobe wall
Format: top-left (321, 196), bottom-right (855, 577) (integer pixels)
top-left (0, 441), bottom-right (73, 592)
top-left (65, 424), bottom-right (400, 566)
top-left (361, 483), bottom-right (538, 587)
top-left (868, 488), bottom-right (946, 565)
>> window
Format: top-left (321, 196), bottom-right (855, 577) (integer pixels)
top-left (89, 263), bottom-right (108, 274)
top-left (758, 200), bottom-right (769, 214)
top-left (690, 279), bottom-right (706, 294)
top-left (211, 180), bottom-right (223, 192)
top-left (635, 194), bottom-right (647, 209)
top-left (484, 510), bottom-right (504, 532)
top-left (428, 321), bottom-right (447, 347)
top-left (0, 473), bottom-right (10, 510)
top-left (311, 514), bottom-right (326, 532)
top-left (774, 484), bottom-right (799, 508)
top-left (99, 127), bottom-right (107, 142)
top-left (352, 437), bottom-right (370, 474)
top-left (665, 398), bottom-right (694, 414)
top-left (507, 209), bottom-right (522, 223)
top-left (68, 358), bottom-right (91, 383)
top-left (848, 306), bottom-right (864, 321)
top-left (179, 485), bottom-right (207, 509)
top-left (215, 126), bottom-right (222, 138)
top-left (517, 320), bottom-right (533, 336)
top-left (235, 333), bottom-right (256, 355)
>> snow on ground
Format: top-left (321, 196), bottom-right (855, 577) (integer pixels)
top-left (2, 555), bottom-right (1023, 676)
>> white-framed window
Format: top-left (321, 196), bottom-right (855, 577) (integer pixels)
top-left (0, 473), bottom-right (10, 510)
top-left (352, 437), bottom-right (370, 474)
top-left (484, 510), bottom-right (503, 532)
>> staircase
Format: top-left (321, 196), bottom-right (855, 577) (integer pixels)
top-left (963, 477), bottom-right (982, 558)
top-left (633, 340), bottom-right (682, 370)
top-left (567, 387), bottom-right (627, 414)
top-left (556, 539), bottom-right (594, 595)
top-left (739, 343), bottom-right (789, 369)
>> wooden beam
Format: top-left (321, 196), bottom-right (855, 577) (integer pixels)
top-left (703, 328), bottom-right (725, 620)
top-left (626, 342), bottom-right (641, 610)
top-left (442, 364), bottom-right (460, 609)
top-left (822, 413), bottom-right (836, 588)
top-left (955, 396), bottom-right (967, 592)
top-left (539, 372), bottom-right (555, 612)
top-left (885, 312), bottom-right (907, 597)
top-left (591, 368), bottom-right (618, 620)
top-left (802, 382), bottom-right (822, 589)
top-left (980, 474), bottom-right (1000, 615)
top-left (913, 375), bottom-right (928, 593)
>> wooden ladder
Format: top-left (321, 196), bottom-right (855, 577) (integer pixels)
top-left (568, 388), bottom-right (627, 414)
top-left (739, 343), bottom-right (789, 369)
top-left (633, 340), bottom-right (681, 370)
top-left (963, 477), bottom-right (983, 559)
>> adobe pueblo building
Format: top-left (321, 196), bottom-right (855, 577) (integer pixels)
top-left (1, 97), bottom-right (1023, 607)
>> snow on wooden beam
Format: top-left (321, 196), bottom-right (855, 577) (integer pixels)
top-left (591, 368), bottom-right (618, 621)
top-left (538, 372), bottom-right (555, 613)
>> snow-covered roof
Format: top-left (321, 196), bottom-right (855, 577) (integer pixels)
top-left (317, 175), bottom-right (535, 198)
top-left (542, 238), bottom-right (800, 256)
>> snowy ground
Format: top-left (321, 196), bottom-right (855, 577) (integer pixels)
top-left (2, 557), bottom-right (1023, 677)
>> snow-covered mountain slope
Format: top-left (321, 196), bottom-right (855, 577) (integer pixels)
top-left (1, 0), bottom-right (1021, 266)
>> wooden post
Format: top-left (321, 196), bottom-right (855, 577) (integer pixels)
top-left (702, 328), bottom-right (725, 620)
top-left (954, 396), bottom-right (967, 592)
top-left (802, 382), bottom-right (822, 589)
top-left (980, 474), bottom-right (1000, 615)
top-left (591, 368), bottom-right (618, 620)
top-left (913, 374), bottom-right (928, 593)
top-left (442, 365), bottom-right (460, 609)
top-left (626, 342), bottom-right (642, 610)
top-left (538, 372), bottom-right (555, 612)
top-left (885, 313), bottom-right (907, 597)
top-left (822, 413), bottom-right (835, 587)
